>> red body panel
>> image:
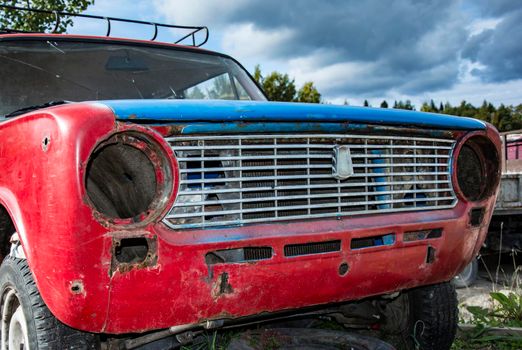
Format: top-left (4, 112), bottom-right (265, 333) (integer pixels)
top-left (0, 101), bottom-right (501, 334)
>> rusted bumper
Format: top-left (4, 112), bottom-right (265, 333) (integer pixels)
top-left (100, 199), bottom-right (492, 333)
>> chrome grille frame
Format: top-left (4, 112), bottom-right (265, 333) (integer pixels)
top-left (163, 134), bottom-right (457, 230)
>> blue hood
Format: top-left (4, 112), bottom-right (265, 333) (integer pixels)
top-left (98, 99), bottom-right (485, 131)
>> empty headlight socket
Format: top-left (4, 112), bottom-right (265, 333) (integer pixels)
top-left (111, 235), bottom-right (158, 274)
top-left (84, 129), bottom-right (177, 229)
top-left (454, 133), bottom-right (500, 203)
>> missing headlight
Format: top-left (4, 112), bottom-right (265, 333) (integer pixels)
top-left (86, 132), bottom-right (173, 224)
top-left (456, 136), bottom-right (499, 202)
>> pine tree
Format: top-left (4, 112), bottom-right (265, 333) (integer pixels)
top-left (430, 99), bottom-right (437, 112)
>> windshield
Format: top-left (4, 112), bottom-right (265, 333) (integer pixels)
top-left (0, 39), bottom-right (266, 116)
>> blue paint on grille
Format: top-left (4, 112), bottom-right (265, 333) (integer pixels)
top-left (371, 150), bottom-right (391, 209)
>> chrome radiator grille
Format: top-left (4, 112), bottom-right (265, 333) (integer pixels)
top-left (163, 134), bottom-right (457, 229)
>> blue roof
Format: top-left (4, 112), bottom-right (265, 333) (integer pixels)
top-left (98, 99), bottom-right (486, 130)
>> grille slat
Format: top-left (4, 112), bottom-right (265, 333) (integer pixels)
top-left (163, 134), bottom-right (457, 230)
top-left (179, 171), bottom-right (451, 185)
top-left (180, 162), bottom-right (451, 174)
top-left (177, 179), bottom-right (452, 196)
top-left (172, 188), bottom-right (453, 207)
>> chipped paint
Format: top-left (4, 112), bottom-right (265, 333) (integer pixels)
top-left (211, 272), bottom-right (234, 298)
top-left (100, 99), bottom-right (487, 131)
top-left (148, 121), bottom-right (462, 140)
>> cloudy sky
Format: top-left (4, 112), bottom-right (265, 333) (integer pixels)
top-left (68, 0), bottom-right (522, 107)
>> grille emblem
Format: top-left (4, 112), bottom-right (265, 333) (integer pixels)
top-left (332, 145), bottom-right (354, 180)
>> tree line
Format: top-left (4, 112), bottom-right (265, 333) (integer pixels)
top-left (255, 67), bottom-right (522, 132)
top-left (361, 99), bottom-right (522, 132)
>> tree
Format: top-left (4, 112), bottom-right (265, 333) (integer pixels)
top-left (363, 100), bottom-right (370, 107)
top-left (253, 65), bottom-right (263, 85)
top-left (393, 100), bottom-right (415, 111)
top-left (297, 82), bottom-right (321, 103)
top-left (421, 100), bottom-right (439, 113)
top-left (380, 100), bottom-right (388, 108)
top-left (0, 0), bottom-right (94, 33)
top-left (261, 71), bottom-right (297, 102)
top-left (430, 99), bottom-right (437, 112)
top-left (420, 102), bottom-right (431, 112)
top-left (254, 65), bottom-right (322, 103)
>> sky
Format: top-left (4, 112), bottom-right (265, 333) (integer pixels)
top-left (67, 0), bottom-right (522, 108)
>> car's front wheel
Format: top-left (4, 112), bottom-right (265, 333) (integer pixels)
top-left (380, 282), bottom-right (458, 350)
top-left (0, 256), bottom-right (99, 350)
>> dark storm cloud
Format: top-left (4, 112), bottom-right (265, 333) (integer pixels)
top-left (228, 0), bottom-right (455, 64)
top-left (463, 6), bottom-right (522, 83)
top-left (159, 0), bottom-right (522, 97)
top-left (471, 0), bottom-right (521, 17)
top-left (223, 0), bottom-right (460, 68)
top-left (222, 0), bottom-right (466, 95)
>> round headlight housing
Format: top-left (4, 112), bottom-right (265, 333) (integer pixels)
top-left (85, 132), bottom-right (173, 225)
top-left (456, 135), bottom-right (499, 202)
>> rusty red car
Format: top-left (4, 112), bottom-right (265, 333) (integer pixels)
top-left (0, 7), bottom-right (501, 350)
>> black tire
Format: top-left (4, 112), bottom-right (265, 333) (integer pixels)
top-left (403, 282), bottom-right (458, 350)
top-left (0, 256), bottom-right (99, 349)
top-left (452, 258), bottom-right (478, 288)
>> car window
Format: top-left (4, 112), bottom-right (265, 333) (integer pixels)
top-left (0, 39), bottom-right (266, 116)
top-left (184, 73), bottom-right (237, 100)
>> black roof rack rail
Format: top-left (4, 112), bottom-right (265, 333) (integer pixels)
top-left (0, 5), bottom-right (209, 47)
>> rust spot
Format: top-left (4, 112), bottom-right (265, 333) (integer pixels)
top-left (110, 235), bottom-right (158, 275)
top-left (41, 135), bottom-right (51, 152)
top-left (212, 272), bottom-right (233, 298)
top-left (70, 280), bottom-right (85, 295)
top-left (152, 124), bottom-right (186, 137)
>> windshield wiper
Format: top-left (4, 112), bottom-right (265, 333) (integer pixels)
top-left (3, 100), bottom-right (71, 118)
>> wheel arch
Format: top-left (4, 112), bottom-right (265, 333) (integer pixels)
top-left (0, 190), bottom-right (29, 262)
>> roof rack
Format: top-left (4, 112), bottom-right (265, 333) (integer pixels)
top-left (0, 5), bottom-right (209, 47)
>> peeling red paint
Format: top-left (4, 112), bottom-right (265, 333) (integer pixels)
top-left (0, 100), bottom-right (501, 335)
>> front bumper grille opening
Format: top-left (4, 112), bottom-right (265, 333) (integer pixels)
top-left (206, 247), bottom-right (273, 264)
top-left (351, 233), bottom-right (396, 250)
top-left (284, 240), bottom-right (342, 257)
top-left (164, 134), bottom-right (457, 229)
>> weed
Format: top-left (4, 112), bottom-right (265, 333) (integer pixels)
top-left (455, 291), bottom-right (522, 349)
